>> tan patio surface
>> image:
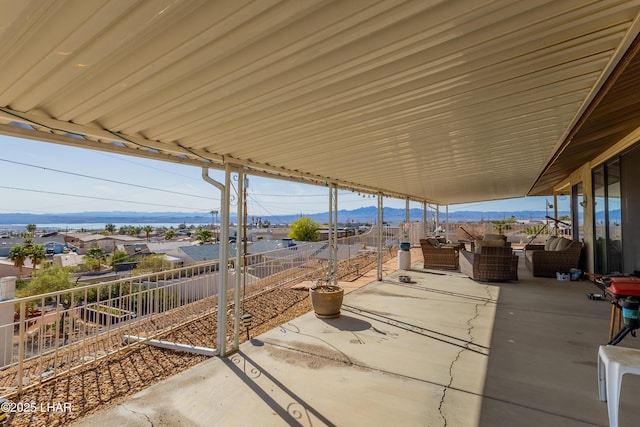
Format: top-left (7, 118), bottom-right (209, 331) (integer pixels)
top-left (72, 250), bottom-right (640, 427)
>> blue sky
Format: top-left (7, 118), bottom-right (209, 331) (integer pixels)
top-left (0, 135), bottom-right (556, 215)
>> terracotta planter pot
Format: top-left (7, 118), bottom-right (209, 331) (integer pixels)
top-left (309, 285), bottom-right (344, 319)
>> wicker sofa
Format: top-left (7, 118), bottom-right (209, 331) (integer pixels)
top-left (524, 236), bottom-right (583, 277)
top-left (420, 238), bottom-right (459, 270)
top-left (460, 246), bottom-right (519, 282)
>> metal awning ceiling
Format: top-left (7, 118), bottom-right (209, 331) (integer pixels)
top-left (1, 1), bottom-right (640, 205)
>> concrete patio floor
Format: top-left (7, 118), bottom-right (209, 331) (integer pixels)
top-left (73, 252), bottom-right (640, 427)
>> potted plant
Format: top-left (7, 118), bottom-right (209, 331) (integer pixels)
top-left (309, 277), bottom-right (344, 319)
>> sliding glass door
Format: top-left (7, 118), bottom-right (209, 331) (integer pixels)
top-left (593, 160), bottom-right (623, 274)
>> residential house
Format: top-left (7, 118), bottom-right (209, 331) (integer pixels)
top-left (63, 233), bottom-right (144, 255)
top-left (0, 236), bottom-right (67, 258)
top-left (167, 243), bottom-right (237, 267)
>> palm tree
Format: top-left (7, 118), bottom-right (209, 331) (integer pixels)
top-left (8, 245), bottom-right (28, 278)
top-left (105, 223), bottom-right (116, 235)
top-left (29, 245), bottom-right (46, 276)
top-left (22, 238), bottom-right (34, 249)
top-left (124, 225), bottom-right (137, 236)
top-left (26, 224), bottom-right (37, 237)
top-left (143, 225), bottom-right (154, 242)
top-left (110, 249), bottom-right (130, 269)
top-left (85, 247), bottom-right (106, 272)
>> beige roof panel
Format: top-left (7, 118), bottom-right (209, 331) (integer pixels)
top-left (1, 1), bottom-right (640, 204)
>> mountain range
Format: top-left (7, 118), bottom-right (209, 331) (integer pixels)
top-left (0, 207), bottom-right (572, 227)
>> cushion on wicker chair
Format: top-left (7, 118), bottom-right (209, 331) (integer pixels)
top-left (524, 238), bottom-right (583, 277)
top-left (554, 237), bottom-right (572, 251)
top-left (544, 236), bottom-right (558, 251)
top-left (475, 239), bottom-right (505, 253)
top-left (426, 237), bottom-right (439, 246)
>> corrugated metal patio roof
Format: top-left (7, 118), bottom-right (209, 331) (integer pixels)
top-left (1, 1), bottom-right (640, 204)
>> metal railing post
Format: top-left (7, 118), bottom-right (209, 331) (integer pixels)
top-left (17, 300), bottom-right (25, 395)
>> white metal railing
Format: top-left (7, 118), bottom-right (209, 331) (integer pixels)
top-left (0, 263), bottom-right (220, 396)
top-left (0, 226), bottom-right (395, 398)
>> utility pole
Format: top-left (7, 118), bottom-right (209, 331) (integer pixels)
top-left (211, 209), bottom-right (219, 242)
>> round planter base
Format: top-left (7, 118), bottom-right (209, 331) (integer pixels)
top-left (314, 311), bottom-right (341, 319)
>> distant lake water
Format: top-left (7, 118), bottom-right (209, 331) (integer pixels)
top-left (0, 222), bottom-right (208, 232)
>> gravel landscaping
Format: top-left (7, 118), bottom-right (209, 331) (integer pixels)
top-left (3, 252), bottom-right (393, 426)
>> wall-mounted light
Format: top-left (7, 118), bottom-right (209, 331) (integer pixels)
top-left (579, 195), bottom-right (588, 208)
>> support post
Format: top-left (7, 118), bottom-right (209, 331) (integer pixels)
top-left (17, 300), bottom-right (25, 394)
top-left (233, 170), bottom-right (244, 351)
top-left (377, 193), bottom-right (383, 281)
top-left (422, 201), bottom-right (427, 239)
top-left (405, 197), bottom-right (410, 244)
top-left (219, 165), bottom-right (231, 355)
top-left (554, 194), bottom-right (559, 236)
top-left (445, 205), bottom-right (449, 242)
top-left (405, 198), bottom-right (410, 224)
top-left (328, 183), bottom-right (338, 286)
top-left (202, 166), bottom-right (232, 357)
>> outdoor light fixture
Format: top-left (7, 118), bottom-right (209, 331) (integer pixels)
top-left (241, 313), bottom-right (253, 340)
top-left (579, 195), bottom-right (588, 208)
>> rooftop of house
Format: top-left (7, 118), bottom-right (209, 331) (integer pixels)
top-left (64, 233), bottom-right (145, 243)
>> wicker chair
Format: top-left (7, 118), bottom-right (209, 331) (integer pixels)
top-left (524, 238), bottom-right (583, 277)
top-left (420, 238), bottom-right (459, 270)
top-left (459, 246), bottom-right (518, 282)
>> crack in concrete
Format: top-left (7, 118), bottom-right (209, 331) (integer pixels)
top-left (438, 284), bottom-right (491, 426)
top-left (121, 403), bottom-right (155, 427)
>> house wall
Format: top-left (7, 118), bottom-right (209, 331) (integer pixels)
top-left (556, 130), bottom-right (640, 275)
top-left (556, 163), bottom-right (594, 273)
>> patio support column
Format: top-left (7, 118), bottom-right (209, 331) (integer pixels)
top-left (328, 183), bottom-right (338, 286)
top-left (422, 201), bottom-right (427, 239)
top-left (220, 165), bottom-right (231, 355)
top-left (435, 204), bottom-right (440, 235)
top-left (232, 169), bottom-right (245, 351)
top-left (377, 192), bottom-right (383, 281)
top-left (202, 166), bottom-right (231, 357)
top-left (405, 197), bottom-right (410, 245)
top-left (405, 197), bottom-right (410, 224)
top-left (445, 205), bottom-right (449, 242)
